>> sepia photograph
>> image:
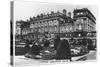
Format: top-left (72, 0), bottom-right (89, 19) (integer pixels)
top-left (10, 1), bottom-right (97, 66)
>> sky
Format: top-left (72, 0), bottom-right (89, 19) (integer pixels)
top-left (14, 1), bottom-right (97, 22)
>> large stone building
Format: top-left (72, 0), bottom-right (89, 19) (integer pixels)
top-left (73, 8), bottom-right (96, 47)
top-left (20, 9), bottom-right (73, 40)
top-left (16, 8), bottom-right (96, 42)
top-left (73, 8), bottom-right (96, 37)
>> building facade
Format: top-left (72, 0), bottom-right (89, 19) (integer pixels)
top-left (20, 9), bottom-right (74, 40)
top-left (15, 8), bottom-right (96, 43)
top-left (73, 8), bottom-right (96, 47)
top-left (73, 8), bottom-right (96, 37)
top-left (15, 20), bottom-right (30, 41)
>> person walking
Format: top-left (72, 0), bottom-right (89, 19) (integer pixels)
top-left (43, 34), bottom-right (50, 48)
top-left (44, 39), bottom-right (50, 48)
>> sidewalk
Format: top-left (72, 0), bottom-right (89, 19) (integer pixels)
top-left (14, 54), bottom-right (87, 66)
top-left (72, 50), bottom-right (96, 61)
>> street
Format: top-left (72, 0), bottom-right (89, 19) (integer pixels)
top-left (86, 50), bottom-right (96, 60)
top-left (14, 50), bottom-right (96, 66)
top-left (75, 50), bottom-right (96, 61)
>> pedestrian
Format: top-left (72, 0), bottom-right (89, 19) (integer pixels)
top-left (70, 37), bottom-right (75, 45)
top-left (82, 38), bottom-right (87, 46)
top-left (24, 39), bottom-right (31, 54)
top-left (87, 38), bottom-right (93, 50)
top-left (56, 39), bottom-right (71, 61)
top-left (44, 39), bottom-right (50, 48)
top-left (54, 35), bottom-right (61, 50)
top-left (24, 44), bottom-right (30, 54)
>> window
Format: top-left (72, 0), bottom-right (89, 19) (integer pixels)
top-left (49, 21), bottom-right (53, 26)
top-left (79, 25), bottom-right (82, 30)
top-left (69, 27), bottom-right (72, 31)
top-left (77, 13), bottom-right (79, 15)
top-left (30, 24), bottom-right (34, 28)
top-left (81, 19), bottom-right (84, 23)
top-left (53, 20), bottom-right (59, 25)
top-left (80, 12), bottom-right (83, 15)
top-left (44, 21), bottom-right (48, 26)
top-left (78, 34), bottom-right (81, 37)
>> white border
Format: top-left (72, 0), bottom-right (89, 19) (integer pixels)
top-left (0, 0), bottom-right (100, 67)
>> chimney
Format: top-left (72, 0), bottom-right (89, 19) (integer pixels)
top-left (68, 12), bottom-right (71, 18)
top-left (63, 9), bottom-right (67, 16)
top-left (40, 13), bottom-right (43, 17)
